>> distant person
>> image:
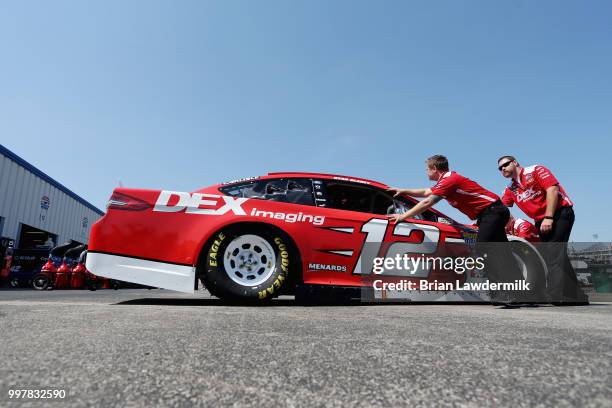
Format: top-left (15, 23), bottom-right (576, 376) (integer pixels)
top-left (1, 247), bottom-right (13, 288)
top-left (498, 155), bottom-right (587, 305)
top-left (506, 214), bottom-right (539, 242)
top-left (44, 237), bottom-right (55, 248)
top-left (388, 155), bottom-right (524, 303)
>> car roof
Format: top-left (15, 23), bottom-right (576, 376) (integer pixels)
top-left (201, 172), bottom-right (464, 227)
top-left (226, 172), bottom-right (388, 188)
top-left (269, 172), bottom-right (388, 186)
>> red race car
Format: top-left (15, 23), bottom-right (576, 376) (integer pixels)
top-left (86, 172), bottom-right (546, 303)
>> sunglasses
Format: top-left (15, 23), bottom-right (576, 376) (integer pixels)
top-left (498, 161), bottom-right (513, 171)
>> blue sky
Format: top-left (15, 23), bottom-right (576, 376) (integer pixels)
top-left (1, 0), bottom-right (610, 240)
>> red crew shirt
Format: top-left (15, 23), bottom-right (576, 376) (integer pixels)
top-left (430, 171), bottom-right (499, 220)
top-left (502, 165), bottom-right (573, 221)
top-left (512, 218), bottom-right (540, 242)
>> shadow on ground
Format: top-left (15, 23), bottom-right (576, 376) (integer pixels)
top-left (112, 297), bottom-right (608, 308)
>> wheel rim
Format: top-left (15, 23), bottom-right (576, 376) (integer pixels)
top-left (223, 234), bottom-right (276, 287)
top-left (33, 276), bottom-right (48, 289)
top-left (513, 253), bottom-right (528, 280)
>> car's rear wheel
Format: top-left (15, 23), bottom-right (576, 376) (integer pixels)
top-left (200, 227), bottom-right (292, 303)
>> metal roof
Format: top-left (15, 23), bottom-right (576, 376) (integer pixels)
top-left (0, 144), bottom-right (104, 216)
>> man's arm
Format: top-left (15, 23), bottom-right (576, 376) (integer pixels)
top-left (540, 185), bottom-right (559, 234)
top-left (388, 187), bottom-right (433, 198)
top-left (501, 187), bottom-right (515, 207)
top-left (387, 195), bottom-right (442, 222)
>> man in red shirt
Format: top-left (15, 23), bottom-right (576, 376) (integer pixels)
top-left (498, 155), bottom-right (587, 305)
top-left (388, 155), bottom-right (524, 303)
top-left (506, 215), bottom-right (539, 242)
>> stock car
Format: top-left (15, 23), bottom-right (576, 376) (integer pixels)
top-left (86, 172), bottom-right (547, 303)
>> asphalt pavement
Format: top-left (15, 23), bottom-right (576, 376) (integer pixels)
top-left (1, 289), bottom-right (611, 407)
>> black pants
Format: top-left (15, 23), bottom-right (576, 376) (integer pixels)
top-left (535, 207), bottom-right (586, 302)
top-left (476, 201), bottom-right (524, 287)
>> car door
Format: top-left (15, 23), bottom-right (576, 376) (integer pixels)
top-left (304, 180), bottom-right (472, 288)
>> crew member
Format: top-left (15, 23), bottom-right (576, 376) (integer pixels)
top-left (506, 214), bottom-right (539, 242)
top-left (0, 247), bottom-right (13, 288)
top-left (497, 155), bottom-right (587, 305)
top-left (388, 155), bottom-right (524, 302)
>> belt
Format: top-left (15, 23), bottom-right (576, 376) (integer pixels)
top-left (476, 200), bottom-right (504, 221)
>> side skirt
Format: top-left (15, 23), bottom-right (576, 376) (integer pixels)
top-left (86, 252), bottom-right (195, 294)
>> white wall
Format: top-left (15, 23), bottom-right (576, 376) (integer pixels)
top-left (0, 153), bottom-right (103, 246)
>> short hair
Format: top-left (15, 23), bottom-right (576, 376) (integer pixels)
top-left (497, 155), bottom-right (516, 164)
top-left (426, 155), bottom-right (449, 171)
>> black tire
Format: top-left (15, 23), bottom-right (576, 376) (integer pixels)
top-left (86, 278), bottom-right (97, 291)
top-left (510, 241), bottom-right (547, 301)
top-left (9, 277), bottom-right (20, 288)
top-left (32, 273), bottom-right (50, 291)
top-left (200, 227), bottom-right (292, 303)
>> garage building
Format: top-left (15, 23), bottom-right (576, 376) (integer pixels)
top-left (0, 144), bottom-right (104, 249)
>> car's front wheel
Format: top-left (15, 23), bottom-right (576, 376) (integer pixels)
top-left (200, 227), bottom-right (292, 303)
top-left (510, 240), bottom-right (547, 301)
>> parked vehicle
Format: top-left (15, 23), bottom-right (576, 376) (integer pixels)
top-left (7, 248), bottom-right (49, 288)
top-left (34, 240), bottom-right (81, 290)
top-left (86, 172), bottom-right (547, 303)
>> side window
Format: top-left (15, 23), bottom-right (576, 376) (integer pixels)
top-left (220, 178), bottom-right (314, 206)
top-left (220, 181), bottom-right (262, 198)
top-left (285, 179), bottom-right (314, 205)
top-left (322, 181), bottom-right (438, 221)
top-left (323, 182), bottom-right (392, 215)
top-left (392, 197), bottom-right (438, 222)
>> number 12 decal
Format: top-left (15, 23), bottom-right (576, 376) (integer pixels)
top-left (353, 219), bottom-right (441, 276)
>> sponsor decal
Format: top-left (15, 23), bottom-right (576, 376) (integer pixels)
top-left (308, 263), bottom-right (347, 272)
top-left (258, 237), bottom-right (289, 299)
top-left (536, 167), bottom-right (551, 180)
top-left (353, 220), bottom-right (441, 276)
top-left (155, 191), bottom-right (326, 225)
top-left (332, 176), bottom-right (370, 185)
top-left (515, 188), bottom-right (542, 203)
top-left (221, 176), bottom-right (259, 185)
top-left (208, 232), bottom-right (225, 267)
top-left (154, 191), bottom-right (248, 215)
top-left (461, 231), bottom-right (477, 247)
top-left (40, 195), bottom-right (50, 223)
top-left (14, 255), bottom-right (38, 261)
top-left (250, 208), bottom-right (325, 226)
